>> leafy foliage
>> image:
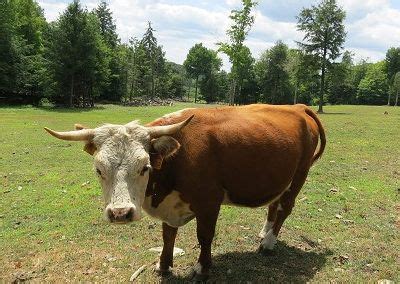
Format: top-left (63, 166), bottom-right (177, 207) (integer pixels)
top-left (218, 0), bottom-right (257, 105)
top-left (184, 43), bottom-right (221, 103)
top-left (297, 0), bottom-right (346, 112)
top-left (357, 61), bottom-right (388, 105)
top-left (0, 0), bottom-right (397, 107)
top-left (255, 41), bottom-right (291, 104)
top-left (46, 0), bottom-right (110, 107)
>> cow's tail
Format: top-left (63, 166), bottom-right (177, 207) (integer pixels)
top-left (305, 107), bottom-right (326, 164)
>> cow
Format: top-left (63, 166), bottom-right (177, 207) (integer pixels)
top-left (44, 104), bottom-right (326, 280)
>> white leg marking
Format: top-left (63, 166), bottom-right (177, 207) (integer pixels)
top-left (193, 262), bottom-right (203, 274)
top-left (259, 220), bottom-right (274, 239)
top-left (155, 261), bottom-right (171, 273)
top-left (261, 230), bottom-right (277, 250)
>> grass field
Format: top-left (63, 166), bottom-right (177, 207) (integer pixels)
top-left (0, 104), bottom-right (399, 282)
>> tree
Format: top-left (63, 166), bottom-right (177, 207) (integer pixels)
top-left (14, 0), bottom-right (48, 104)
top-left (235, 46), bottom-right (256, 104)
top-left (47, 0), bottom-right (109, 107)
top-left (218, 0), bottom-right (257, 105)
top-left (326, 50), bottom-right (356, 104)
top-left (0, 0), bottom-right (18, 98)
top-left (140, 22), bottom-right (166, 98)
top-left (297, 0), bottom-right (346, 113)
top-left (94, 1), bottom-right (118, 48)
top-left (286, 49), bottom-right (302, 104)
top-left (95, 1), bottom-right (125, 102)
top-left (184, 43), bottom-right (221, 102)
top-left (392, 72), bottom-right (400, 106)
top-left (385, 47), bottom-right (400, 105)
top-left (357, 61), bottom-right (388, 105)
top-left (255, 41), bottom-right (291, 104)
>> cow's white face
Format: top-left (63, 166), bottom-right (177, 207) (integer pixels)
top-left (44, 115), bottom-right (193, 224)
top-left (92, 123), bottom-right (151, 222)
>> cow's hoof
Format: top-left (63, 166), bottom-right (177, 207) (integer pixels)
top-left (190, 263), bottom-right (209, 282)
top-left (257, 245), bottom-right (275, 256)
top-left (155, 262), bottom-right (172, 276)
top-left (190, 271), bottom-right (209, 282)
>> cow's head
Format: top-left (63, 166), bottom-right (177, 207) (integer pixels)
top-left (44, 116), bottom-right (193, 223)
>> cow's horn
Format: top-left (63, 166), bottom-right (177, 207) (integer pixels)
top-left (44, 127), bottom-right (94, 141)
top-left (148, 115), bottom-right (194, 138)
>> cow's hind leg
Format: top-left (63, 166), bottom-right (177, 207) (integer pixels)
top-left (258, 201), bottom-right (278, 239)
top-left (156, 222), bottom-right (178, 275)
top-left (259, 169), bottom-right (309, 253)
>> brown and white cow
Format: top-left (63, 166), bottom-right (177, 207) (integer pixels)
top-left (45, 104), bottom-right (326, 280)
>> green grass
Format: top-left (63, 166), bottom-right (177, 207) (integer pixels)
top-left (0, 104), bottom-right (399, 282)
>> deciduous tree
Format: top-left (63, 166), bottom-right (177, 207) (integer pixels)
top-left (297, 0), bottom-right (346, 112)
top-left (184, 43), bottom-right (221, 102)
top-left (218, 0), bottom-right (257, 105)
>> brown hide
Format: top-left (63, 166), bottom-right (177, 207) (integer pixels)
top-left (145, 104), bottom-right (325, 210)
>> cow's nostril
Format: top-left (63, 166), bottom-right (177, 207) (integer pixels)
top-left (109, 207), bottom-right (134, 223)
top-left (125, 208), bottom-right (134, 221)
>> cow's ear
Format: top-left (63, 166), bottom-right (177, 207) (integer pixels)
top-left (150, 136), bottom-right (181, 169)
top-left (74, 123), bottom-right (89, 130)
top-left (74, 124), bottom-right (97, 155)
top-left (83, 142), bottom-right (97, 155)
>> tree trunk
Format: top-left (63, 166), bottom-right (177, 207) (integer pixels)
top-left (90, 84), bottom-right (94, 107)
top-left (387, 92), bottom-right (391, 106)
top-left (82, 85), bottom-right (86, 108)
top-left (187, 80), bottom-right (191, 102)
top-left (69, 74), bottom-right (74, 108)
top-left (294, 84), bottom-right (298, 105)
top-left (230, 79), bottom-right (236, 106)
top-left (318, 55), bottom-right (326, 113)
top-left (395, 91), bottom-right (399, 106)
top-left (151, 66), bottom-right (155, 98)
top-left (195, 76), bottom-right (198, 103)
top-left (238, 80), bottom-right (242, 105)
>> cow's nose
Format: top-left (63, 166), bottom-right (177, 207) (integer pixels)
top-left (107, 207), bottom-right (134, 223)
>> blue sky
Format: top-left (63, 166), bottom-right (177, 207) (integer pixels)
top-left (38, 0), bottom-right (400, 69)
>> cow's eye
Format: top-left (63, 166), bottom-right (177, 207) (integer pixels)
top-left (140, 165), bottom-right (151, 176)
top-left (96, 168), bottom-right (102, 176)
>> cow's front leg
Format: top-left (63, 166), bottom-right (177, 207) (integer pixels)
top-left (156, 222), bottom-right (178, 275)
top-left (192, 206), bottom-right (220, 281)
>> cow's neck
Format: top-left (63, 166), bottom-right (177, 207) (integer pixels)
top-left (145, 161), bottom-right (175, 207)
top-left (142, 164), bottom-right (195, 227)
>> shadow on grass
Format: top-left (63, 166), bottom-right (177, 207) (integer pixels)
top-left (318, 112), bottom-right (352, 115)
top-left (38, 105), bottom-right (106, 113)
top-left (165, 240), bottom-right (332, 283)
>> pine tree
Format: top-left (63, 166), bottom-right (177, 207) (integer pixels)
top-left (95, 1), bottom-right (118, 48)
top-left (47, 0), bottom-right (109, 107)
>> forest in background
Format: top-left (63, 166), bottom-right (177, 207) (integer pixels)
top-left (1, 0), bottom-right (399, 109)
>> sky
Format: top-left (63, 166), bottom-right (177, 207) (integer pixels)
top-left (38, 0), bottom-right (400, 69)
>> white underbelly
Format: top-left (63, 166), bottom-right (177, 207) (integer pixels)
top-left (142, 190), bottom-right (195, 228)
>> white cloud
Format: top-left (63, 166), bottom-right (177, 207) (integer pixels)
top-left (251, 11), bottom-right (303, 44)
top-left (225, 0), bottom-right (241, 7)
top-left (347, 7), bottom-right (400, 51)
top-left (38, 0), bottom-right (399, 69)
top-left (38, 1), bottom-right (67, 22)
top-left (348, 47), bottom-right (386, 63)
top-left (338, 0), bottom-right (389, 15)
